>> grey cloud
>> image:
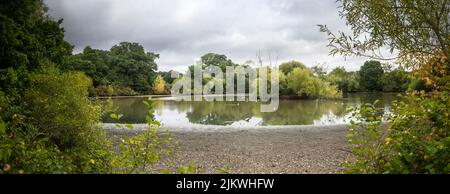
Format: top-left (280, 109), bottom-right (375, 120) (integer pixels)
top-left (45, 0), bottom-right (369, 72)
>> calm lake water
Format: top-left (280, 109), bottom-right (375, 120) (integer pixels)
top-left (101, 93), bottom-right (399, 127)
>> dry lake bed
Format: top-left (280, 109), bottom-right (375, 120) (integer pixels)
top-left (105, 124), bottom-right (350, 174)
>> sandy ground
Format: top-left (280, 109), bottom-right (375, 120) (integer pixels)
top-left (105, 125), bottom-right (351, 174)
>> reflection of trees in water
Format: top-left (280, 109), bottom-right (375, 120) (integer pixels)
top-left (103, 99), bottom-right (195, 123)
top-left (157, 101), bottom-right (192, 113)
top-left (260, 100), bottom-right (346, 125)
top-left (186, 101), bottom-right (255, 125)
top-left (102, 93), bottom-right (399, 125)
top-left (102, 97), bottom-right (149, 123)
top-left (344, 92), bottom-right (399, 118)
top-left (185, 100), bottom-right (348, 126)
top-left (345, 92), bottom-right (398, 106)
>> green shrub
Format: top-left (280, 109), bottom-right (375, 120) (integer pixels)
top-left (94, 85), bottom-right (138, 96)
top-left (407, 78), bottom-right (432, 92)
top-left (26, 68), bottom-right (101, 148)
top-left (1, 78), bottom-right (197, 174)
top-left (0, 119), bottom-right (75, 174)
top-left (284, 68), bottom-right (342, 99)
top-left (0, 66), bottom-right (114, 174)
top-left (345, 92), bottom-right (449, 173)
top-left (95, 85), bottom-right (115, 96)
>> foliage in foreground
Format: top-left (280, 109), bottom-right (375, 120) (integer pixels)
top-left (321, 0), bottom-right (449, 174)
top-left (345, 92), bottom-right (449, 173)
top-left (0, 67), bottom-right (112, 173)
top-left (0, 76), bottom-right (198, 174)
top-left (0, 0), bottom-right (198, 174)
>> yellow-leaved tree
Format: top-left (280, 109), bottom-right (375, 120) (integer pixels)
top-left (152, 75), bottom-right (166, 95)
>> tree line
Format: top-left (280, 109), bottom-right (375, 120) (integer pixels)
top-left (62, 43), bottom-right (426, 98)
top-left (324, 60), bottom-right (428, 93)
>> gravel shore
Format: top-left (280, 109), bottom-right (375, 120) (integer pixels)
top-left (105, 124), bottom-right (350, 174)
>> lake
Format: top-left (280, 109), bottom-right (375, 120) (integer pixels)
top-left (101, 93), bottom-right (399, 127)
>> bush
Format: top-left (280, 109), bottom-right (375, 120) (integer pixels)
top-left (284, 68), bottom-right (342, 99)
top-left (345, 92), bottom-right (449, 173)
top-left (0, 119), bottom-right (75, 174)
top-left (408, 78), bottom-right (432, 92)
top-left (1, 70), bottom-right (196, 174)
top-left (0, 66), bottom-right (113, 173)
top-left (26, 68), bottom-right (101, 148)
top-left (94, 85), bottom-right (138, 96)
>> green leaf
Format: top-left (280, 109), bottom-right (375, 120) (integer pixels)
top-left (373, 99), bottom-right (380, 105)
top-left (110, 113), bottom-right (118, 119)
top-left (125, 124), bottom-right (134, 129)
top-left (0, 119), bottom-right (6, 134)
top-left (345, 134), bottom-right (354, 139)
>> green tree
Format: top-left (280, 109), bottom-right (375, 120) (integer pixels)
top-left (285, 67), bottom-right (341, 99)
top-left (0, 0), bottom-right (73, 70)
top-left (0, 0), bottom-right (112, 174)
top-left (327, 67), bottom-right (360, 92)
top-left (63, 42), bottom-right (159, 94)
top-left (200, 53), bottom-right (237, 72)
top-left (311, 65), bottom-right (327, 79)
top-left (109, 42), bottom-right (159, 92)
top-left (186, 53), bottom-right (241, 95)
top-left (278, 70), bottom-right (292, 95)
top-left (358, 60), bottom-right (384, 91)
top-left (382, 66), bottom-right (410, 92)
top-left (62, 47), bottom-right (110, 86)
top-left (158, 71), bottom-right (177, 84)
top-left (279, 60), bottom-right (307, 75)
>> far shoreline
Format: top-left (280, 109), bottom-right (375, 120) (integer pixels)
top-left (102, 123), bottom-right (350, 133)
top-left (92, 92), bottom-right (400, 101)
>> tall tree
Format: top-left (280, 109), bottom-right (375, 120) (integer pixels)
top-left (200, 53), bottom-right (237, 72)
top-left (0, 0), bottom-right (73, 69)
top-left (382, 66), bottom-right (410, 92)
top-left (327, 67), bottom-right (360, 92)
top-left (158, 71), bottom-right (177, 84)
top-left (152, 75), bottom-right (166, 95)
top-left (0, 0), bottom-right (114, 173)
top-left (358, 60), bottom-right (384, 91)
top-left (62, 42), bottom-right (159, 94)
top-left (279, 61), bottom-right (307, 75)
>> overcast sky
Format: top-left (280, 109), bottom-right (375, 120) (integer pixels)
top-left (45, 0), bottom-right (370, 72)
